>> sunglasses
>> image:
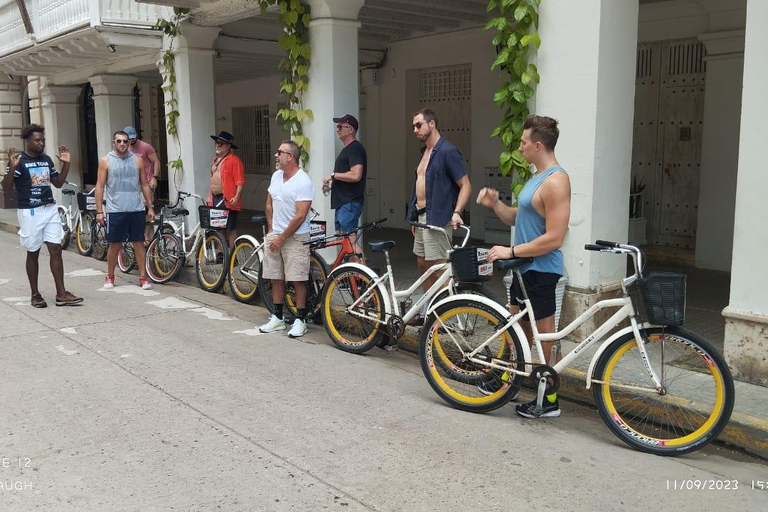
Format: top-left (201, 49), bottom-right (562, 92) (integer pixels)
top-left (275, 149), bottom-right (292, 156)
top-left (215, 141), bottom-right (230, 146)
top-left (412, 122), bottom-right (424, 130)
top-left (335, 124), bottom-right (350, 131)
top-left (114, 139), bottom-right (129, 144)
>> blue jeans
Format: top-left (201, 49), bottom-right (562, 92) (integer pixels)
top-left (334, 200), bottom-right (363, 233)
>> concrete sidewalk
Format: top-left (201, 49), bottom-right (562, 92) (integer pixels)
top-left (1, 207), bottom-right (766, 460)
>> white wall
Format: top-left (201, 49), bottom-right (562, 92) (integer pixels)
top-left (372, 28), bottom-right (505, 233)
top-left (215, 75), bottom-right (285, 212)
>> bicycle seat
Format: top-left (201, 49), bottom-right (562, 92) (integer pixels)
top-left (251, 215), bottom-right (267, 226)
top-left (494, 257), bottom-right (533, 271)
top-left (62, 189), bottom-right (75, 196)
top-left (369, 240), bottom-right (395, 253)
top-left (172, 208), bottom-right (189, 217)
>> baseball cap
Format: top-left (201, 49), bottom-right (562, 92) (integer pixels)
top-left (332, 114), bottom-right (359, 131)
top-left (124, 126), bottom-right (138, 140)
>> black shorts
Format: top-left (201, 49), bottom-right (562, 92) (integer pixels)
top-left (107, 211), bottom-right (145, 243)
top-left (212, 194), bottom-right (238, 231)
top-left (510, 270), bottom-right (561, 320)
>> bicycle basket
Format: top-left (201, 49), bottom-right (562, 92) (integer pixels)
top-left (76, 193), bottom-right (96, 211)
top-left (450, 247), bottom-right (493, 283)
top-left (637, 272), bottom-right (686, 326)
top-left (310, 220), bottom-right (326, 243)
top-left (198, 205), bottom-right (229, 229)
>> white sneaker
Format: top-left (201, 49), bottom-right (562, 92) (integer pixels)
top-left (259, 314), bottom-right (286, 333)
top-left (288, 318), bottom-right (307, 338)
top-left (103, 275), bottom-right (115, 290)
top-left (140, 276), bottom-right (152, 290)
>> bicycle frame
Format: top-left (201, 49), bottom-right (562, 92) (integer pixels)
top-left (429, 242), bottom-right (665, 393)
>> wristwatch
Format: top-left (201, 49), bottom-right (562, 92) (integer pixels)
top-left (330, 172), bottom-right (335, 179)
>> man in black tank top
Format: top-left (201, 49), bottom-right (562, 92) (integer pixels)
top-left (1, 124), bottom-right (83, 308)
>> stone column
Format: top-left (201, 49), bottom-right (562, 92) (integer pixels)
top-left (303, 0), bottom-right (365, 231)
top-left (723, 0), bottom-right (768, 386)
top-left (161, 23), bottom-right (220, 227)
top-left (695, 31), bottom-right (744, 271)
top-left (40, 83), bottom-right (84, 196)
top-left (27, 77), bottom-right (43, 125)
top-left (89, 75), bottom-right (136, 158)
top-left (0, 74), bottom-right (23, 208)
top-left (535, 0), bottom-right (639, 333)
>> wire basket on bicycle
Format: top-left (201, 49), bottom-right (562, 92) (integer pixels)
top-left (449, 246), bottom-right (493, 283)
top-left (636, 271), bottom-right (686, 326)
top-left (198, 205), bottom-right (229, 229)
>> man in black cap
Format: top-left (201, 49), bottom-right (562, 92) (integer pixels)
top-left (322, 114), bottom-right (367, 261)
top-left (208, 131), bottom-right (245, 247)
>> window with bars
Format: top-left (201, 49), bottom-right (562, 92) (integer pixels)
top-left (419, 64), bottom-right (472, 103)
top-left (232, 105), bottom-right (272, 175)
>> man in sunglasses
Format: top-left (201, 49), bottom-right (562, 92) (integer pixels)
top-left (322, 114), bottom-right (367, 261)
top-left (95, 130), bottom-right (155, 290)
top-left (208, 131), bottom-right (245, 247)
top-left (407, 108), bottom-right (472, 322)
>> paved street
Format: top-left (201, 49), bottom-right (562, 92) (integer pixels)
top-left (1, 229), bottom-right (766, 511)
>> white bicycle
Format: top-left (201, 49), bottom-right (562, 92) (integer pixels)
top-left (57, 181), bottom-right (96, 256)
top-left (419, 240), bottom-right (735, 456)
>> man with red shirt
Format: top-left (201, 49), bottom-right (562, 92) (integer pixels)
top-left (208, 131), bottom-right (245, 247)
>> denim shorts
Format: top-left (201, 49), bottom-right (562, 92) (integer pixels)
top-left (334, 200), bottom-right (363, 233)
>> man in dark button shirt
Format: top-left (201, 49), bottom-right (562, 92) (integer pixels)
top-left (406, 108), bottom-right (472, 299)
top-left (1, 124), bottom-right (83, 308)
top-left (322, 114), bottom-right (367, 261)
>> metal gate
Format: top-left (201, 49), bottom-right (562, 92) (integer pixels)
top-left (632, 39), bottom-right (706, 248)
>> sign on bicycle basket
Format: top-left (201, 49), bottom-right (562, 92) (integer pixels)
top-left (199, 205), bottom-right (229, 229)
top-left (77, 194), bottom-right (96, 211)
top-left (451, 247), bottom-right (493, 282)
top-left (310, 220), bottom-right (326, 243)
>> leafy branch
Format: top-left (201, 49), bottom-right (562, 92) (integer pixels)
top-left (485, 0), bottom-right (541, 200)
top-left (257, 0), bottom-right (313, 166)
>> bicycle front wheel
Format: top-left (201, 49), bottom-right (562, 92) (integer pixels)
top-left (76, 213), bottom-right (94, 256)
top-left (284, 251), bottom-right (328, 321)
top-left (146, 233), bottom-right (183, 284)
top-left (91, 221), bottom-right (108, 261)
top-left (117, 242), bottom-right (136, 273)
top-left (58, 207), bottom-right (71, 249)
top-left (228, 239), bottom-right (260, 303)
top-left (592, 326), bottom-right (734, 456)
top-left (195, 230), bottom-right (229, 292)
top-left (420, 299), bottom-right (524, 413)
top-left (258, 261), bottom-right (275, 313)
top-left (321, 267), bottom-right (385, 354)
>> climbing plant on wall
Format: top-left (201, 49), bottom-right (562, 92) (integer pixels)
top-left (256, 0), bottom-right (313, 166)
top-left (486, 0), bottom-right (541, 200)
top-left (155, 7), bottom-right (189, 185)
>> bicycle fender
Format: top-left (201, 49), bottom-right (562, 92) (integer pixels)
top-left (429, 293), bottom-right (533, 370)
top-left (233, 234), bottom-right (260, 247)
top-left (164, 220), bottom-right (181, 233)
top-left (330, 262), bottom-right (393, 316)
top-left (585, 322), bottom-right (654, 389)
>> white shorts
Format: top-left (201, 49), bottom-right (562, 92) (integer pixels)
top-left (17, 204), bottom-right (64, 252)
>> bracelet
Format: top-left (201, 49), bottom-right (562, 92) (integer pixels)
top-left (453, 211), bottom-right (461, 215)
top-left (512, 245), bottom-right (516, 258)
top-left (96, 212), bottom-right (104, 216)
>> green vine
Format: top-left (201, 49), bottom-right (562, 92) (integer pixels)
top-left (485, 0), bottom-right (541, 200)
top-left (257, 0), bottom-right (313, 166)
top-left (156, 7), bottom-right (189, 181)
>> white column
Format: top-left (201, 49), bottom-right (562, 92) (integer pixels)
top-left (695, 31), bottom-right (744, 271)
top-left (303, 0), bottom-right (365, 229)
top-left (723, 0), bottom-right (768, 386)
top-left (162, 23), bottom-right (220, 226)
top-left (534, 0), bottom-right (638, 329)
top-left (90, 74), bottom-right (136, 158)
top-left (0, 74), bottom-right (23, 208)
top-left (27, 77), bottom-right (43, 125)
top-left (40, 83), bottom-right (84, 195)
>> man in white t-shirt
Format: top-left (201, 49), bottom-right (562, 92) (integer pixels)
top-left (259, 140), bottom-right (315, 338)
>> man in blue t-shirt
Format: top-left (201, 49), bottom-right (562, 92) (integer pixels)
top-left (477, 114), bottom-right (570, 418)
top-left (1, 124), bottom-right (84, 308)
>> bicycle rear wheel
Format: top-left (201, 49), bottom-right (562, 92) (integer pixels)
top-left (146, 233), bottom-right (183, 284)
top-left (321, 267), bottom-right (385, 354)
top-left (118, 241), bottom-right (136, 273)
top-left (420, 299), bottom-right (524, 413)
top-left (195, 230), bottom-right (229, 292)
top-left (91, 221), bottom-right (108, 261)
top-left (76, 213), bottom-right (94, 256)
top-left (592, 326), bottom-right (734, 456)
top-left (58, 207), bottom-right (71, 249)
top-left (284, 251), bottom-right (328, 321)
top-left (228, 239), bottom-right (260, 303)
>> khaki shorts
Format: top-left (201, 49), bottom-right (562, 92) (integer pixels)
top-left (412, 213), bottom-right (451, 262)
top-left (262, 232), bottom-right (310, 282)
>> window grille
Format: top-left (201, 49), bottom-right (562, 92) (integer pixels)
top-left (232, 105), bottom-right (272, 175)
top-left (419, 64), bottom-right (472, 103)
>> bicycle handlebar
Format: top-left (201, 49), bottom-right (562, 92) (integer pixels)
top-left (305, 217), bottom-right (388, 247)
top-left (410, 221), bottom-right (471, 249)
top-left (585, 239), bottom-right (645, 283)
